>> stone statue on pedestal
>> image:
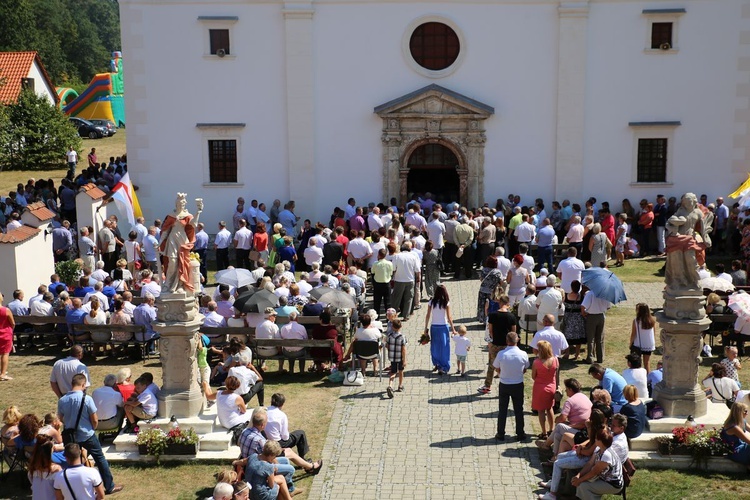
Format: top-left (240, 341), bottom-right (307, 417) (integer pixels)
top-left (154, 193), bottom-right (205, 419)
top-left (655, 192), bottom-right (712, 418)
top-left (158, 193), bottom-right (203, 294)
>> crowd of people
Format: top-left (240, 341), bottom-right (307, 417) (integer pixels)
top-left (5, 177), bottom-right (750, 498)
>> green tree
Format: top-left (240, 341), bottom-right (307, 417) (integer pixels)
top-left (0, 89), bottom-right (81, 171)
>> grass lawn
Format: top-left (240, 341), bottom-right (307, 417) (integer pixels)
top-left (0, 343), bottom-right (337, 500)
top-left (0, 130), bottom-right (127, 196)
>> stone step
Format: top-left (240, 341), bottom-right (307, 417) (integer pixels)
top-left (199, 431), bottom-right (233, 451)
top-left (629, 432), bottom-right (672, 451)
top-left (103, 443), bottom-right (241, 463)
top-left (629, 450), bottom-right (746, 473)
top-left (646, 403), bottom-right (729, 433)
top-left (145, 410), bottom-right (218, 434)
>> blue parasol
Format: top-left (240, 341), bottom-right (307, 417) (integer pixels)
top-left (580, 267), bottom-right (627, 304)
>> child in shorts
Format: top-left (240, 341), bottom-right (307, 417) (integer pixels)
top-left (386, 319), bottom-right (407, 399)
top-left (452, 325), bottom-right (471, 377)
top-left (722, 346), bottom-right (742, 388)
top-left (123, 377), bottom-right (157, 433)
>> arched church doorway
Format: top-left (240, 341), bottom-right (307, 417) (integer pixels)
top-left (406, 143), bottom-right (460, 203)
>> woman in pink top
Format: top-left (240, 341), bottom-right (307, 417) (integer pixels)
top-left (0, 292), bottom-right (16, 381)
top-left (638, 203), bottom-right (655, 256)
top-left (532, 341), bottom-right (559, 439)
top-left (253, 221), bottom-right (269, 262)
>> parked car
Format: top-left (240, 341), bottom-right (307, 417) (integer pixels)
top-left (69, 117), bottom-right (108, 139)
top-left (89, 119), bottom-right (118, 137)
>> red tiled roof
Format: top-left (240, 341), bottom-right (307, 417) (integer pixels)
top-left (0, 225), bottom-right (40, 244)
top-left (80, 183), bottom-right (106, 200)
top-left (25, 201), bottom-right (56, 221)
top-left (0, 51), bottom-right (58, 105)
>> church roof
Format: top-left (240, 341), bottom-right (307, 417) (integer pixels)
top-left (0, 225), bottom-right (40, 244)
top-left (0, 51), bottom-right (58, 105)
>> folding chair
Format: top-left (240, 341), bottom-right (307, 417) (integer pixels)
top-left (1, 442), bottom-right (32, 484)
top-left (522, 314), bottom-right (538, 350)
top-left (352, 340), bottom-right (382, 381)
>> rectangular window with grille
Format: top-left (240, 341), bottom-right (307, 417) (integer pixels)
top-left (208, 140), bottom-right (237, 182)
top-left (637, 138), bottom-right (667, 183)
top-left (209, 29), bottom-right (230, 55)
top-left (651, 22), bottom-right (673, 49)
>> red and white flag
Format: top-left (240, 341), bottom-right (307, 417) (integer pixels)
top-left (110, 172), bottom-right (143, 226)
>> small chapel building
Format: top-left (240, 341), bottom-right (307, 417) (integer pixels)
top-left (119, 0), bottom-right (750, 225)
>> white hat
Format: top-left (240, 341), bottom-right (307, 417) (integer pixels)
top-left (264, 307), bottom-right (277, 318)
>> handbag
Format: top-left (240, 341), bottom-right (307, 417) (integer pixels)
top-left (343, 369), bottom-right (364, 386)
top-left (646, 400), bottom-right (664, 419)
top-left (573, 427), bottom-right (589, 445)
top-left (62, 392), bottom-right (87, 445)
top-left (712, 379), bottom-right (737, 410)
top-left (249, 250), bottom-right (261, 262)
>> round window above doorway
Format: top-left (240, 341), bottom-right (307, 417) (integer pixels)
top-left (402, 16), bottom-right (466, 78)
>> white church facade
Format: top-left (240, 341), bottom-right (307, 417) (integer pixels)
top-left (120, 0), bottom-right (750, 226)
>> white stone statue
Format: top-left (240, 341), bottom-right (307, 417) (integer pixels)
top-left (664, 193), bottom-right (713, 290)
top-left (159, 194), bottom-right (203, 293)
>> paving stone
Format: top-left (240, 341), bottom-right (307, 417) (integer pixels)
top-left (311, 276), bottom-right (541, 499)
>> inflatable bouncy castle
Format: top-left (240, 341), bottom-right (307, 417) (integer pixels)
top-left (58, 52), bottom-right (125, 127)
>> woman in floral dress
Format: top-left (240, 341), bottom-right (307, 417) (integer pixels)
top-left (562, 280), bottom-right (586, 360)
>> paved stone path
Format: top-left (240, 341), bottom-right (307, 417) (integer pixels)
top-left (309, 277), bottom-right (541, 499)
top-left (619, 281), bottom-right (664, 309)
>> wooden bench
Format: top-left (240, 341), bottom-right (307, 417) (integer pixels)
top-left (13, 316), bottom-right (69, 346)
top-left (69, 323), bottom-right (155, 361)
top-left (199, 326), bottom-right (340, 367)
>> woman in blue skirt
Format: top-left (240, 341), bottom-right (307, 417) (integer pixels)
top-left (423, 284), bottom-right (456, 375)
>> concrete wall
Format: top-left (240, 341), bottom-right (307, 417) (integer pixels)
top-left (28, 60), bottom-right (57, 106)
top-left (0, 231), bottom-right (55, 300)
top-left (119, 0), bottom-right (748, 228)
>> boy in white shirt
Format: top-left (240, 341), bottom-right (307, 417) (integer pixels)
top-left (123, 377), bottom-right (157, 432)
top-left (452, 325), bottom-right (472, 377)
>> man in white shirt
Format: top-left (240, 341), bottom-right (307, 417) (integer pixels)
top-left (54, 443), bottom-right (107, 499)
top-left (279, 312), bottom-right (308, 374)
top-left (519, 243), bottom-right (535, 275)
top-left (90, 261), bottom-right (109, 283)
top-left (390, 242), bottom-right (421, 321)
top-left (346, 231), bottom-right (372, 269)
top-left (530, 314), bottom-right (569, 357)
top-left (203, 302), bottom-right (228, 328)
top-left (556, 247), bottom-right (585, 293)
top-left (495, 247), bottom-right (512, 278)
top-left (50, 345), bottom-right (91, 398)
top-left (492, 332), bottom-right (530, 441)
top-left (256, 308), bottom-right (281, 360)
top-left (344, 198), bottom-right (357, 221)
top-left (426, 212), bottom-right (446, 252)
top-left (536, 276), bottom-right (564, 326)
top-left (30, 292), bottom-right (54, 317)
top-left (518, 285), bottom-right (539, 332)
top-left (367, 206), bottom-right (385, 232)
top-left (409, 228), bottom-right (426, 251)
top-left (233, 219), bottom-right (253, 269)
top-left (304, 237), bottom-right (324, 268)
top-left (405, 206), bottom-right (428, 232)
top-left (265, 393), bottom-right (310, 458)
top-left (83, 282), bottom-right (110, 312)
top-left (715, 263), bottom-right (733, 283)
top-left (215, 221), bottom-right (233, 271)
top-left (581, 291), bottom-right (612, 364)
top-left (91, 374), bottom-right (124, 430)
top-left (133, 217), bottom-right (148, 245)
top-left (515, 215), bottom-right (536, 245)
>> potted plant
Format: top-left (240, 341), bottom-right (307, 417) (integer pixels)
top-left (653, 425), bottom-right (731, 467)
top-left (136, 426), bottom-right (199, 462)
top-left (55, 259), bottom-right (82, 289)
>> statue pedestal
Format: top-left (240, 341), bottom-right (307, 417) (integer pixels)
top-left (654, 293), bottom-right (710, 418)
top-left (154, 291), bottom-right (204, 419)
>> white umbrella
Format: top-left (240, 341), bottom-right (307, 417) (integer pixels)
top-left (698, 277), bottom-right (736, 292)
top-left (215, 268), bottom-right (256, 288)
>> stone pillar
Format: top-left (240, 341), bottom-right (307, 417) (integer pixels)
top-left (554, 2), bottom-right (589, 203)
top-left (154, 290), bottom-right (204, 418)
top-left (283, 2), bottom-right (316, 220)
top-left (653, 289), bottom-right (710, 418)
